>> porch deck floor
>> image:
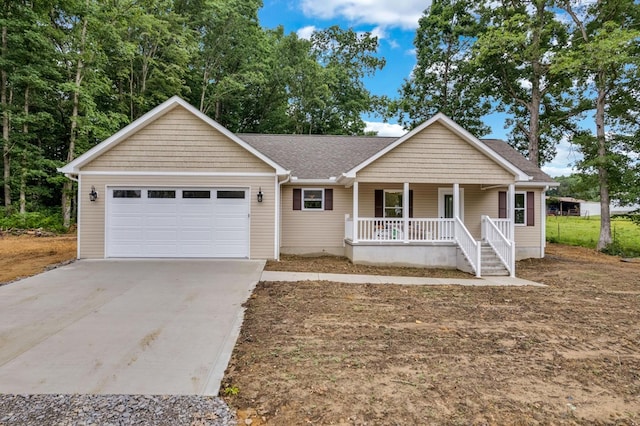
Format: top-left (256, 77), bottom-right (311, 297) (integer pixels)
top-left (260, 271), bottom-right (545, 287)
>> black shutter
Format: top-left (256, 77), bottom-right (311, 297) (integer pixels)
top-left (498, 191), bottom-right (507, 219)
top-left (409, 189), bottom-right (414, 218)
top-left (374, 189), bottom-right (383, 217)
top-left (527, 191), bottom-right (535, 226)
top-left (324, 189), bottom-right (333, 210)
top-left (293, 188), bottom-right (301, 210)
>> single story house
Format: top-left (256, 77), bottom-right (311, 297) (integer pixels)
top-left (59, 96), bottom-right (557, 277)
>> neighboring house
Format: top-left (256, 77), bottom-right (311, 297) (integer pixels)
top-left (59, 96), bottom-right (557, 277)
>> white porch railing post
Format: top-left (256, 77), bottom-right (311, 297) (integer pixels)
top-left (476, 243), bottom-right (482, 278)
top-left (353, 181), bottom-right (359, 243)
top-left (453, 183), bottom-right (460, 220)
top-left (508, 183), bottom-right (515, 244)
top-left (403, 182), bottom-right (410, 243)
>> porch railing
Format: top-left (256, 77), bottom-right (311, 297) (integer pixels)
top-left (482, 215), bottom-right (515, 277)
top-left (454, 217), bottom-right (481, 277)
top-left (348, 217), bottom-right (456, 242)
top-left (490, 218), bottom-right (512, 241)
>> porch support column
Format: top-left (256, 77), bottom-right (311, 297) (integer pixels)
top-left (453, 183), bottom-right (460, 220)
top-left (353, 181), bottom-right (359, 243)
top-left (403, 182), bottom-right (409, 243)
top-left (507, 183), bottom-right (515, 243)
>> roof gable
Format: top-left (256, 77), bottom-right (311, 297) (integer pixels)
top-left (345, 113), bottom-right (531, 182)
top-left (59, 96), bottom-right (288, 175)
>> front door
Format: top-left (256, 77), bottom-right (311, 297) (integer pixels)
top-left (438, 188), bottom-right (464, 239)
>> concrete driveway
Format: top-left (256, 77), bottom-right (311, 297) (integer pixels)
top-left (0, 259), bottom-right (264, 396)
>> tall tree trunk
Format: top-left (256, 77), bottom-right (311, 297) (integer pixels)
top-left (19, 87), bottom-right (28, 215)
top-left (62, 12), bottom-right (88, 229)
top-left (529, 81), bottom-right (541, 166)
top-left (1, 25), bottom-right (10, 213)
top-left (527, 0), bottom-right (544, 166)
top-left (595, 81), bottom-right (611, 250)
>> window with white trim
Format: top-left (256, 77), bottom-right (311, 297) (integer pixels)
top-left (302, 189), bottom-right (324, 210)
top-left (384, 190), bottom-right (403, 218)
top-left (515, 192), bottom-right (526, 225)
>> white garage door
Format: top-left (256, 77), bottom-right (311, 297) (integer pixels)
top-left (106, 188), bottom-right (249, 258)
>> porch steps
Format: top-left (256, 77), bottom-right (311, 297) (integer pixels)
top-left (480, 243), bottom-right (509, 276)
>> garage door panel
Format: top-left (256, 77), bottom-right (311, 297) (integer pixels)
top-left (110, 229), bottom-right (144, 241)
top-left (110, 216), bottom-right (145, 227)
top-left (180, 217), bottom-right (214, 227)
top-left (107, 187), bottom-right (249, 258)
top-left (144, 245), bottom-right (179, 256)
top-left (146, 229), bottom-right (179, 240)
top-left (110, 201), bottom-right (145, 210)
top-left (146, 216), bottom-right (179, 227)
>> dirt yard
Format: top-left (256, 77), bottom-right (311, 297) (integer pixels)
top-left (2, 235), bottom-right (638, 424)
top-left (224, 246), bottom-right (640, 425)
top-left (0, 233), bottom-right (77, 284)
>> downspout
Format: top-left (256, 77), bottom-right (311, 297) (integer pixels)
top-left (275, 174), bottom-right (291, 261)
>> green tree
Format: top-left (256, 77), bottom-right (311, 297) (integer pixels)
top-left (473, 0), bottom-right (572, 165)
top-left (51, 0), bottom-right (129, 228)
top-left (308, 26), bottom-right (386, 135)
top-left (554, 0), bottom-right (640, 250)
top-left (398, 0), bottom-right (490, 135)
top-left (177, 0), bottom-right (265, 129)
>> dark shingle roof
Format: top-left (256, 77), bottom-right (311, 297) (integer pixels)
top-left (237, 133), bottom-right (555, 184)
top-left (481, 139), bottom-right (555, 183)
top-left (238, 134), bottom-right (397, 179)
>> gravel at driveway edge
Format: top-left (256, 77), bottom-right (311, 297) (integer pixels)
top-left (0, 394), bottom-right (236, 426)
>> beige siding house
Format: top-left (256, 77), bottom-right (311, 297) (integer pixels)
top-left (60, 96), bottom-right (557, 277)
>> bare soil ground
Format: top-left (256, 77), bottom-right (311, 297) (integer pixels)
top-left (224, 245), bottom-right (640, 425)
top-left (0, 234), bottom-right (77, 284)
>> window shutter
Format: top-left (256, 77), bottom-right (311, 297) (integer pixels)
top-left (527, 191), bottom-right (535, 226)
top-left (498, 191), bottom-right (507, 218)
top-left (324, 189), bottom-right (333, 210)
top-left (409, 190), bottom-right (414, 218)
top-left (293, 188), bottom-right (301, 210)
top-left (374, 190), bottom-right (383, 217)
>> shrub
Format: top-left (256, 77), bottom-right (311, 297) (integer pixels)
top-left (0, 209), bottom-right (68, 233)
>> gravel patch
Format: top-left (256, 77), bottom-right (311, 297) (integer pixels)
top-left (0, 394), bottom-right (236, 425)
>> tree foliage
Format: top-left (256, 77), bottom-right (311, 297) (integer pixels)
top-left (552, 0), bottom-right (640, 250)
top-left (0, 0), bottom-right (387, 226)
top-left (398, 0), bottom-right (491, 136)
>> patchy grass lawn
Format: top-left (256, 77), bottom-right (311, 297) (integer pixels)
top-left (224, 244), bottom-right (640, 425)
top-left (0, 234), bottom-right (76, 284)
top-left (547, 215), bottom-right (640, 256)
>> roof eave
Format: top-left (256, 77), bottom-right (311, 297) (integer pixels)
top-left (517, 180), bottom-right (560, 187)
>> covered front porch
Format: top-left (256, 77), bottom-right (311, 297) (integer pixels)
top-left (343, 182), bottom-right (517, 277)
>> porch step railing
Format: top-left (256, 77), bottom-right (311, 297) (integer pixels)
top-left (481, 215), bottom-right (515, 277)
top-left (350, 217), bottom-right (455, 242)
top-left (491, 218), bottom-right (512, 240)
top-left (454, 217), bottom-right (481, 277)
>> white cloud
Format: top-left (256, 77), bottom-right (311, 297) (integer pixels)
top-left (541, 137), bottom-right (581, 177)
top-left (297, 25), bottom-right (317, 40)
top-left (370, 26), bottom-right (387, 41)
top-left (365, 121), bottom-right (406, 137)
top-left (300, 0), bottom-right (429, 30)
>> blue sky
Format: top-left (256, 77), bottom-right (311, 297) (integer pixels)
top-left (258, 0), bottom-right (580, 176)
